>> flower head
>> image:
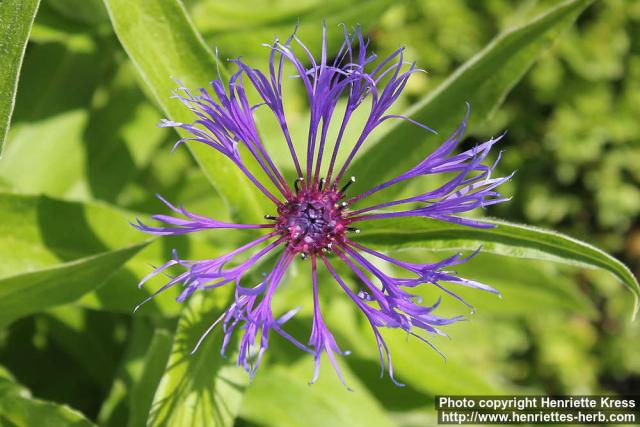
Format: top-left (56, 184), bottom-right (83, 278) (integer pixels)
top-left (134, 25), bottom-right (512, 385)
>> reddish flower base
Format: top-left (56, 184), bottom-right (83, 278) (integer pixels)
top-left (276, 185), bottom-right (351, 255)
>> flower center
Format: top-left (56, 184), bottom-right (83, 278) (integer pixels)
top-left (276, 189), bottom-right (349, 255)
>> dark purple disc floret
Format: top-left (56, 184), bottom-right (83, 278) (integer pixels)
top-left (133, 24), bottom-right (513, 386)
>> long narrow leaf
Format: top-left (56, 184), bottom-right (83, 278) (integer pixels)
top-left (357, 217), bottom-right (639, 317)
top-left (0, 0), bottom-right (40, 156)
top-left (102, 0), bottom-right (271, 223)
top-left (148, 292), bottom-right (247, 427)
top-left (0, 193), bottom-right (150, 326)
top-left (0, 372), bottom-right (96, 426)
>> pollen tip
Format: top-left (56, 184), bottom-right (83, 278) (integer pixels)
top-left (319, 177), bottom-right (326, 191)
top-left (339, 176), bottom-right (356, 194)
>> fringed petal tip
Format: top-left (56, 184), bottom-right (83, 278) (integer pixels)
top-left (158, 118), bottom-right (183, 128)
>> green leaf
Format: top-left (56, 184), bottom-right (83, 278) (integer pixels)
top-left (356, 217), bottom-right (640, 317)
top-left (0, 193), bottom-right (149, 326)
top-left (128, 329), bottom-right (174, 427)
top-left (348, 0), bottom-right (593, 201)
top-left (44, 307), bottom-right (130, 390)
top-left (29, 2), bottom-right (109, 43)
top-left (148, 292), bottom-right (248, 427)
top-left (103, 0), bottom-right (270, 223)
top-left (0, 366), bottom-right (27, 398)
top-left (75, 240), bottom-right (186, 318)
top-left (0, 365), bottom-right (17, 383)
top-left (384, 329), bottom-right (504, 395)
top-left (47, 0), bottom-right (109, 27)
top-left (325, 298), bottom-right (506, 397)
top-left (98, 317), bottom-right (175, 427)
top-left (76, 227), bottom-right (240, 318)
top-left (97, 317), bottom-right (156, 426)
top-left (0, 375), bottom-right (95, 427)
top-left (81, 61), bottom-right (169, 203)
top-left (0, 40), bottom-right (169, 203)
top-left (0, 240), bottom-right (146, 328)
top-left (442, 252), bottom-right (597, 318)
top-left (75, 175), bottom-right (236, 318)
top-left (0, 0), bottom-right (40, 156)
top-left (241, 360), bottom-right (398, 427)
top-left (0, 36), bottom-right (116, 199)
top-left (192, 0), bottom-right (393, 59)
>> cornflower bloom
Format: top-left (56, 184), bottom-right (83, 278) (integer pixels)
top-left (134, 25), bottom-right (512, 386)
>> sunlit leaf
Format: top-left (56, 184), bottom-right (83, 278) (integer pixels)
top-left (191, 0), bottom-right (392, 59)
top-left (357, 216), bottom-right (639, 317)
top-left (148, 292), bottom-right (247, 427)
top-left (98, 316), bottom-right (175, 427)
top-left (76, 175), bottom-right (237, 318)
top-left (128, 328), bottom-right (174, 427)
top-left (241, 359), bottom-right (398, 427)
top-left (0, 43), bottom-right (168, 203)
top-left (0, 37), bottom-right (112, 198)
top-left (103, 0), bottom-right (271, 223)
top-left (0, 373), bottom-right (95, 427)
top-left (0, 0), bottom-right (40, 156)
top-left (442, 252), bottom-right (596, 318)
top-left (98, 317), bottom-right (155, 426)
top-left (0, 193), bottom-right (149, 327)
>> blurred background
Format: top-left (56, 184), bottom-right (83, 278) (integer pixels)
top-left (0, 0), bottom-right (639, 426)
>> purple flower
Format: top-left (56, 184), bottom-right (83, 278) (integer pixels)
top-left (134, 25), bottom-right (512, 386)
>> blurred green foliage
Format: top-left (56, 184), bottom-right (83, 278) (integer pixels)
top-left (377, 1), bottom-right (640, 405)
top-left (376, 0), bottom-right (640, 252)
top-left (0, 0), bottom-right (638, 426)
top-left (368, 0), bottom-right (640, 402)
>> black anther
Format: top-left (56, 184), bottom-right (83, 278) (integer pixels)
top-left (340, 176), bottom-right (356, 194)
top-left (318, 178), bottom-right (326, 192)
